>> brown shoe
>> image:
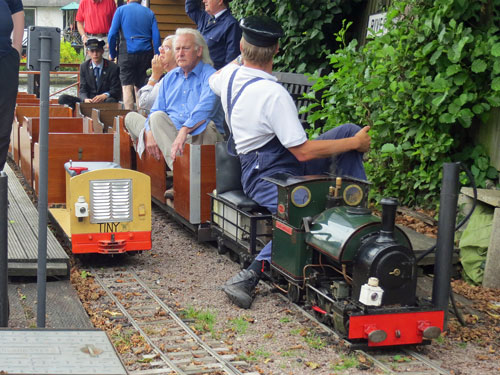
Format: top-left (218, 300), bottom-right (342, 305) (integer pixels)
top-left (164, 188), bottom-right (174, 200)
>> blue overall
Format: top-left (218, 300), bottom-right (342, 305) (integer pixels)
top-left (227, 70), bottom-right (366, 262)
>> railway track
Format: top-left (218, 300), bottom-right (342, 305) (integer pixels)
top-left (271, 285), bottom-right (452, 375)
top-left (91, 267), bottom-right (260, 375)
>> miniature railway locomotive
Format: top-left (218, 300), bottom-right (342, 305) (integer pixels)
top-left (211, 172), bottom-right (444, 347)
top-left (49, 161), bottom-right (152, 254)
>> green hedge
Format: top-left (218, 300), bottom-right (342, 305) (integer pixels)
top-left (305, 0), bottom-right (500, 209)
top-left (230, 0), bottom-right (363, 73)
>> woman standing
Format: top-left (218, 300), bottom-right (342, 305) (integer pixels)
top-left (0, 0), bottom-right (24, 171)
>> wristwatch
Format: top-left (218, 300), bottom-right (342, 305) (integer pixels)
top-left (148, 77), bottom-right (158, 84)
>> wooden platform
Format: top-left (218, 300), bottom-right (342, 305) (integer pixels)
top-left (4, 163), bottom-right (69, 277)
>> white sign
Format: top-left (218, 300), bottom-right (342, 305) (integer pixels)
top-left (367, 12), bottom-right (388, 37)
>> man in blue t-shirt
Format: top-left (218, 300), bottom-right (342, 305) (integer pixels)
top-left (0, 0), bottom-right (24, 171)
top-left (108, 0), bottom-right (161, 109)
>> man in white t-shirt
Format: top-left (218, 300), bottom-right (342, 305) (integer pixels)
top-left (209, 15), bottom-right (371, 309)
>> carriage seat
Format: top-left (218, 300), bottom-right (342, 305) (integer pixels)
top-left (215, 141), bottom-right (262, 211)
top-left (64, 161), bottom-right (121, 177)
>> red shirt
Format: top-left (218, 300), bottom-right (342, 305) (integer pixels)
top-left (76, 0), bottom-right (117, 34)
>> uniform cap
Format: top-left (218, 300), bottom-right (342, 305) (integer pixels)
top-left (240, 16), bottom-right (283, 47)
top-left (86, 38), bottom-right (105, 50)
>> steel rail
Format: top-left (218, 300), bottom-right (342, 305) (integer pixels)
top-left (92, 267), bottom-right (250, 375)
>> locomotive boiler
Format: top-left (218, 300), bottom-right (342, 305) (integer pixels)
top-left (264, 174), bottom-right (444, 347)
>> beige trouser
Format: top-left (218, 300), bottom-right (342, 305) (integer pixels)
top-left (124, 112), bottom-right (147, 142)
top-left (126, 111), bottom-right (223, 170)
top-left (122, 85), bottom-right (139, 110)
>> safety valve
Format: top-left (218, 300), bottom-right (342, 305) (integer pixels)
top-left (75, 196), bottom-right (89, 218)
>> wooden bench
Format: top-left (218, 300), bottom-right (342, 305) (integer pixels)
top-left (19, 117), bottom-right (85, 186)
top-left (11, 105), bottom-right (73, 165)
top-left (33, 133), bottom-right (115, 204)
top-left (15, 97), bottom-right (59, 105)
top-left (90, 108), bottom-right (131, 133)
top-left (273, 71), bottom-right (315, 128)
top-left (75, 101), bottom-right (123, 118)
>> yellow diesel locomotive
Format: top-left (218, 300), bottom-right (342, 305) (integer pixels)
top-left (49, 161), bottom-right (152, 254)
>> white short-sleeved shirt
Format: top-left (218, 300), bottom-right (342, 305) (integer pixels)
top-left (209, 64), bottom-right (307, 155)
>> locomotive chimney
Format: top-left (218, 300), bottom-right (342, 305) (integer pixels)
top-left (376, 197), bottom-right (399, 243)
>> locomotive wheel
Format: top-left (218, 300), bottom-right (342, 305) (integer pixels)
top-left (287, 282), bottom-right (302, 303)
top-left (229, 251), bottom-right (239, 263)
top-left (217, 237), bottom-right (228, 255)
top-left (239, 255), bottom-right (251, 270)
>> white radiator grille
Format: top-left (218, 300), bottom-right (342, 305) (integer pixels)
top-left (90, 179), bottom-right (133, 223)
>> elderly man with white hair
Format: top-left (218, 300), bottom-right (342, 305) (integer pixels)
top-left (128, 28), bottom-right (223, 199)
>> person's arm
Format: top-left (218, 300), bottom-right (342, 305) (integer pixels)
top-left (139, 78), bottom-right (161, 111)
top-left (78, 64), bottom-right (90, 101)
top-left (170, 125), bottom-right (191, 162)
top-left (77, 21), bottom-right (88, 46)
top-left (181, 70), bottom-right (218, 130)
top-left (288, 127), bottom-right (371, 162)
top-left (11, 10), bottom-right (24, 56)
top-left (223, 20), bottom-right (242, 66)
top-left (185, 0), bottom-right (203, 24)
top-left (107, 10), bottom-right (120, 60)
top-left (107, 63), bottom-right (122, 101)
top-left (151, 16), bottom-right (161, 55)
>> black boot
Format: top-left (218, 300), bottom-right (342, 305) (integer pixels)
top-left (222, 269), bottom-right (259, 309)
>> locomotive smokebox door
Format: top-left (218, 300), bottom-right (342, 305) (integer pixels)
top-left (353, 198), bottom-right (417, 306)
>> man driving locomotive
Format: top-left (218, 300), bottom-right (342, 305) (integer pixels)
top-left (209, 15), bottom-right (371, 309)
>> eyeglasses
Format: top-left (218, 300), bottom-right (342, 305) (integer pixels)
top-left (159, 46), bottom-right (171, 53)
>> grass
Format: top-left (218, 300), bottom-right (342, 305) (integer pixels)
top-left (180, 306), bottom-right (217, 336)
top-left (331, 354), bottom-right (359, 371)
top-left (229, 316), bottom-right (249, 334)
top-left (303, 332), bottom-right (326, 350)
top-left (238, 348), bottom-right (271, 362)
top-left (279, 317), bottom-right (292, 323)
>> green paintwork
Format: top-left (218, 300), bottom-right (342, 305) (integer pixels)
top-left (264, 174), bottom-right (370, 229)
top-left (306, 206), bottom-right (412, 262)
top-left (271, 219), bottom-right (311, 280)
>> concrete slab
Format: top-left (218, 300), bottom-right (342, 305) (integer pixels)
top-left (0, 329), bottom-right (127, 374)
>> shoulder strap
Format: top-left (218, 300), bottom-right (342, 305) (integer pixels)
top-left (226, 68), bottom-right (264, 156)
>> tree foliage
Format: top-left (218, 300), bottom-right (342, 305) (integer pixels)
top-left (230, 0), bottom-right (363, 73)
top-left (305, 0), bottom-right (500, 209)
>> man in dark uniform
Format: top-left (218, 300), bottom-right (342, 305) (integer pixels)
top-left (59, 39), bottom-right (121, 109)
top-left (209, 16), bottom-right (371, 309)
top-left (0, 0), bottom-right (23, 172)
top-left (186, 0), bottom-right (241, 70)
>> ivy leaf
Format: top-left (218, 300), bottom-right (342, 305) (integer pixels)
top-left (486, 166), bottom-right (498, 179)
top-left (430, 47), bottom-right (443, 65)
top-left (492, 77), bottom-right (500, 91)
top-left (432, 93), bottom-right (448, 107)
top-left (453, 72), bottom-right (468, 86)
top-left (446, 64), bottom-right (461, 76)
top-left (439, 112), bottom-right (455, 123)
top-left (493, 60), bottom-right (500, 74)
top-left (381, 143), bottom-right (396, 153)
top-left (457, 108), bottom-right (473, 128)
top-left (491, 43), bottom-right (500, 57)
top-left (471, 59), bottom-right (487, 73)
